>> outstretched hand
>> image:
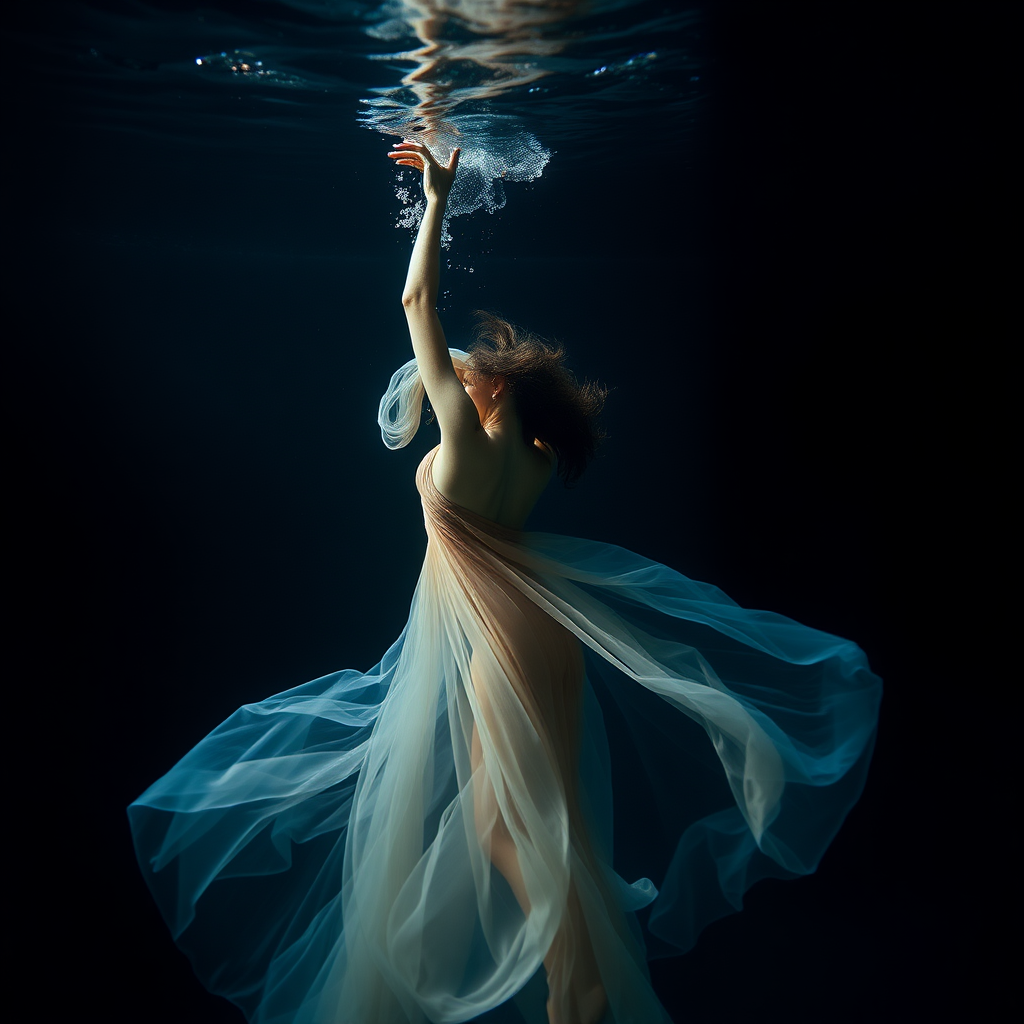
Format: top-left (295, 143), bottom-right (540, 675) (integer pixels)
top-left (387, 140), bottom-right (461, 204)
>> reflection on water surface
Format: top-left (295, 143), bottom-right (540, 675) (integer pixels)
top-left (43, 1), bottom-right (702, 229)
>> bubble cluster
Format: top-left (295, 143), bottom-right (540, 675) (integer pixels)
top-left (358, 1), bottom-right (559, 239)
top-left (395, 196), bottom-right (425, 233)
top-left (380, 116), bottom-right (549, 244)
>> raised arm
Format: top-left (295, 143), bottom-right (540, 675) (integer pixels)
top-left (387, 140), bottom-right (478, 438)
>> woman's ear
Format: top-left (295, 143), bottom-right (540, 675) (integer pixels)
top-left (491, 374), bottom-right (507, 399)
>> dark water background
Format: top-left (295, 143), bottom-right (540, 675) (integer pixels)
top-left (11, 2), bottom-right (958, 1020)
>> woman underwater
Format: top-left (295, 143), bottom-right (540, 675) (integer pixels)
top-left (128, 142), bottom-right (882, 1024)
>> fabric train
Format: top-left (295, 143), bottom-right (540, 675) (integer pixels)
top-left (129, 445), bottom-right (881, 1023)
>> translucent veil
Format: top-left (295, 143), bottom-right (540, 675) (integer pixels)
top-left (128, 353), bottom-right (882, 1024)
top-left (378, 348), bottom-right (470, 449)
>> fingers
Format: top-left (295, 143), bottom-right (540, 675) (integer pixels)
top-left (390, 139), bottom-right (459, 168)
top-left (386, 140), bottom-right (459, 179)
top-left (387, 150), bottom-right (425, 170)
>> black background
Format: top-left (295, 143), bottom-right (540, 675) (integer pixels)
top-left (11, 2), bottom-right (961, 1021)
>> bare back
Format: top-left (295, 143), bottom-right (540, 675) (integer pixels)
top-left (432, 429), bottom-right (553, 530)
top-left (393, 140), bottom-right (554, 531)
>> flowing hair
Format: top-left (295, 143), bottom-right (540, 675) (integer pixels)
top-left (467, 312), bottom-right (607, 485)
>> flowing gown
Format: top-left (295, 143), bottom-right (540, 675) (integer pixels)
top-left (128, 446), bottom-right (881, 1024)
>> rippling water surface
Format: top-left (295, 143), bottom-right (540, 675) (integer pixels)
top-left (35, 1), bottom-right (704, 235)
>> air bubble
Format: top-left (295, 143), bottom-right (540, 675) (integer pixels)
top-left (384, 120), bottom-right (550, 244)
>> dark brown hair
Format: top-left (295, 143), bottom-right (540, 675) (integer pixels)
top-left (468, 312), bottom-right (607, 485)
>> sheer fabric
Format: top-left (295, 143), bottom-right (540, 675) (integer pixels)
top-left (129, 447), bottom-right (881, 1024)
top-left (378, 348), bottom-right (470, 449)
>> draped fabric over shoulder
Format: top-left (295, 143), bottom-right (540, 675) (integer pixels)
top-left (129, 445), bottom-right (881, 1024)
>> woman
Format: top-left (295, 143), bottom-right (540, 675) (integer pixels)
top-left (389, 139), bottom-right (614, 1024)
top-left (129, 142), bottom-right (881, 1024)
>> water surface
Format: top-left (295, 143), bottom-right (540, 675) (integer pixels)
top-left (35, 0), bottom-right (704, 238)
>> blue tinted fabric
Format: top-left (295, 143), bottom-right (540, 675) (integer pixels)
top-left (129, 447), bottom-right (880, 1023)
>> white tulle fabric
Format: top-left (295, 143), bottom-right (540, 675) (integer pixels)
top-left (323, 452), bottom-right (675, 1024)
top-left (378, 348), bottom-right (471, 449)
top-left (325, 450), bottom-right (776, 1024)
top-left (129, 355), bottom-right (880, 1024)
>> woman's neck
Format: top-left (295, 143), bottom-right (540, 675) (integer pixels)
top-left (482, 401), bottom-right (524, 441)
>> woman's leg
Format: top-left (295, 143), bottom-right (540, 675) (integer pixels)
top-left (470, 717), bottom-right (532, 915)
top-left (469, 648), bottom-right (607, 1024)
